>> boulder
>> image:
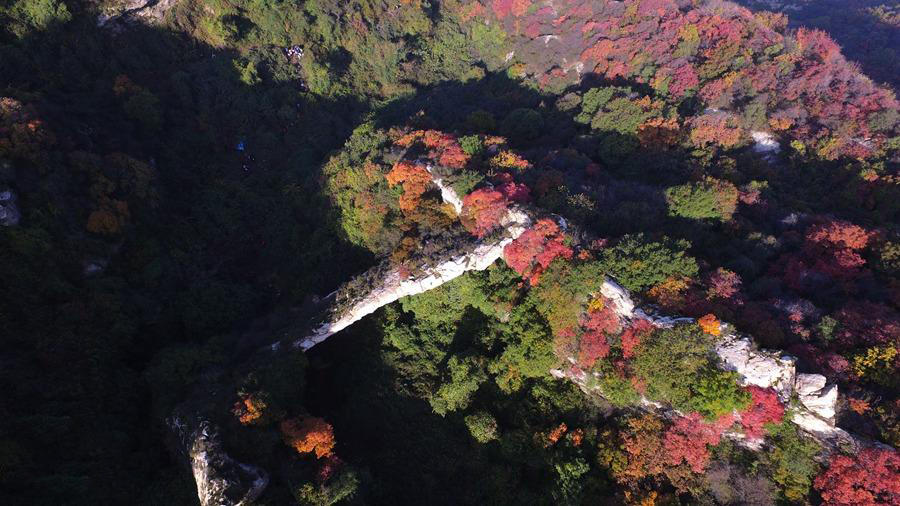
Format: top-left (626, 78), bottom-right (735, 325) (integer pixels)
top-left (796, 373), bottom-right (838, 420)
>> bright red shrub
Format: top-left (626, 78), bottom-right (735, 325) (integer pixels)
top-left (503, 218), bottom-right (572, 284)
top-left (461, 188), bottom-right (508, 238)
top-left (621, 318), bottom-right (655, 359)
top-left (577, 304), bottom-right (620, 367)
top-left (664, 412), bottom-right (729, 473)
top-left (739, 386), bottom-right (784, 439)
top-left (814, 448), bottom-right (900, 505)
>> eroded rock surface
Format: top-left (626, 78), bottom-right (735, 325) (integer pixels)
top-left (97, 0), bottom-right (178, 28)
top-left (168, 416), bottom-right (268, 506)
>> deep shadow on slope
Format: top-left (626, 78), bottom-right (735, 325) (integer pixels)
top-left (0, 13), bottom-right (371, 505)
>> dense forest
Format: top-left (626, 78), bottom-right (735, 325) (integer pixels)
top-left (1, 0), bottom-right (898, 505)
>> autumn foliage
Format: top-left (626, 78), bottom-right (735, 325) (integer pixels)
top-left (577, 301), bottom-right (620, 367)
top-left (739, 387), bottom-right (784, 439)
top-left (503, 218), bottom-right (572, 285)
top-left (461, 188), bottom-right (509, 237)
top-left (483, 0), bottom-right (897, 158)
top-left (621, 318), bottom-right (654, 359)
top-left (813, 448), bottom-right (900, 505)
top-left (386, 160), bottom-right (433, 212)
top-left (664, 412), bottom-right (732, 472)
top-left (233, 394), bottom-right (267, 426)
top-left (280, 416), bottom-right (336, 459)
top-left (698, 314), bottom-right (721, 336)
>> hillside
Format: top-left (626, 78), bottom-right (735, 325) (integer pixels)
top-left (0, 0), bottom-right (898, 505)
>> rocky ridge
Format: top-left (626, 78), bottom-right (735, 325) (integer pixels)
top-left (295, 159), bottom-right (851, 450)
top-left (552, 279), bottom-right (855, 452)
top-left (182, 157), bottom-right (865, 504)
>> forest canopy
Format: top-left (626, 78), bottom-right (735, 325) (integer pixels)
top-left (1, 0), bottom-right (898, 505)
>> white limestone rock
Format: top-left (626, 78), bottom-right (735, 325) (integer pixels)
top-left (796, 374), bottom-right (838, 420)
top-left (168, 416), bottom-right (268, 506)
top-left (424, 164), bottom-right (464, 215)
top-left (599, 279), bottom-right (636, 320)
top-left (751, 131), bottom-right (781, 156)
top-left (715, 336), bottom-right (796, 398)
top-left (294, 204), bottom-right (531, 350)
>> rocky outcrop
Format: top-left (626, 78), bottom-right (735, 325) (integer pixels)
top-left (293, 160), bottom-right (854, 451)
top-left (168, 415), bottom-right (268, 506)
top-left (293, 167), bottom-right (532, 350)
top-left (97, 0), bottom-right (178, 29)
top-left (553, 279), bottom-right (865, 452)
top-left (751, 131), bottom-right (781, 159)
top-left (715, 336), bottom-right (797, 399)
top-left (0, 189), bottom-right (20, 226)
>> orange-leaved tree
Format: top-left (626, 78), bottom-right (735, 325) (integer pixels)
top-left (280, 416), bottom-right (336, 459)
top-left (386, 160), bottom-right (432, 213)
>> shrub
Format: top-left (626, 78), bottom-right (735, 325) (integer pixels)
top-left (688, 369), bottom-right (750, 419)
top-left (739, 387), bottom-right (784, 439)
top-left (465, 411), bottom-right (499, 443)
top-left (280, 417), bottom-right (336, 458)
top-left (460, 188), bottom-right (508, 237)
top-left (501, 108), bottom-right (543, 143)
top-left (459, 135), bottom-right (484, 156)
top-left (763, 422), bottom-right (821, 502)
top-left (430, 356), bottom-right (487, 416)
top-left (631, 323), bottom-right (745, 416)
top-left (665, 178), bottom-right (739, 221)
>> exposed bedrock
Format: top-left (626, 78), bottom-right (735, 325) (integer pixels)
top-left (168, 413), bottom-right (268, 506)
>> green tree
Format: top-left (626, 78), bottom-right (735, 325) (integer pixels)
top-left (599, 234), bottom-right (698, 292)
top-left (431, 356), bottom-right (487, 416)
top-left (465, 411), bottom-right (499, 443)
top-left (762, 422), bottom-right (821, 502)
top-left (665, 178), bottom-right (739, 221)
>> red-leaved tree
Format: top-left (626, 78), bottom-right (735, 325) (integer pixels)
top-left (739, 386), bottom-right (784, 439)
top-left (461, 188), bottom-right (508, 238)
top-left (664, 412), bottom-right (732, 472)
top-left (814, 448), bottom-right (900, 505)
top-left (621, 318), bottom-right (655, 359)
top-left (503, 218), bottom-right (572, 285)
